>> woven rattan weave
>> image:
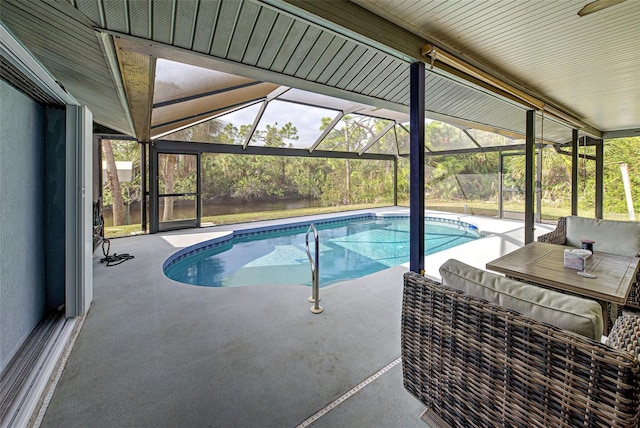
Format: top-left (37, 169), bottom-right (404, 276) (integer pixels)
top-left (401, 271), bottom-right (640, 427)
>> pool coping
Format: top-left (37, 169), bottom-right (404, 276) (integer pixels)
top-left (161, 211), bottom-right (482, 275)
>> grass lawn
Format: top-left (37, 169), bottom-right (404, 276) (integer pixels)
top-left (103, 203), bottom-right (390, 238)
top-left (103, 200), bottom-right (634, 239)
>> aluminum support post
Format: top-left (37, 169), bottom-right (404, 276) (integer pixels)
top-left (409, 62), bottom-right (425, 274)
top-left (149, 142), bottom-right (158, 233)
top-left (595, 138), bottom-right (604, 219)
top-left (571, 129), bottom-right (578, 216)
top-left (393, 157), bottom-right (398, 206)
top-left (524, 110), bottom-right (535, 244)
top-left (141, 142), bottom-right (147, 231)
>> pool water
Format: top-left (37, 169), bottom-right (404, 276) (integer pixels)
top-left (164, 216), bottom-right (481, 287)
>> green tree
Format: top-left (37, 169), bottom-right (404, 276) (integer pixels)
top-left (101, 139), bottom-right (141, 226)
top-left (161, 119), bottom-right (225, 220)
top-left (603, 138), bottom-right (640, 216)
top-left (318, 115), bottom-right (381, 205)
top-left (102, 140), bottom-right (125, 225)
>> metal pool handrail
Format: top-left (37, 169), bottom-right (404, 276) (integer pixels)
top-left (305, 224), bottom-right (323, 314)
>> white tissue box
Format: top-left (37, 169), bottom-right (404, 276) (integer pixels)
top-left (563, 249), bottom-right (591, 270)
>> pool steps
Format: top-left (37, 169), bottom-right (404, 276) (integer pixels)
top-left (162, 212), bottom-right (481, 272)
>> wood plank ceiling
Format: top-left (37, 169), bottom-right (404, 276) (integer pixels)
top-left (2, 0), bottom-right (636, 146)
top-left (352, 0), bottom-right (640, 135)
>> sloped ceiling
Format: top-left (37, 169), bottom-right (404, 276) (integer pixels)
top-left (351, 0), bottom-right (640, 134)
top-left (1, 0), bottom-right (134, 135)
top-left (2, 0), bottom-right (637, 144)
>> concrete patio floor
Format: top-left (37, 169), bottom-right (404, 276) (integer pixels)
top-left (39, 208), bottom-right (555, 427)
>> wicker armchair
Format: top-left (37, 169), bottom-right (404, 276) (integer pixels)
top-left (402, 271), bottom-right (640, 427)
top-left (537, 216), bottom-right (569, 245)
top-left (538, 217), bottom-right (640, 308)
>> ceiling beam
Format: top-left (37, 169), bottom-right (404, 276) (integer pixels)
top-left (153, 81), bottom-right (265, 109)
top-left (602, 128), bottom-right (640, 139)
top-left (258, 0), bottom-right (425, 63)
top-left (419, 144), bottom-right (528, 157)
top-left (153, 140), bottom-right (395, 161)
top-left (359, 121), bottom-right (396, 155)
top-left (151, 98), bottom-right (264, 132)
top-left (112, 38), bottom-right (155, 141)
top-left (109, 32), bottom-right (411, 118)
top-left (97, 33), bottom-right (137, 137)
top-left (422, 44), bottom-right (602, 138)
top-left (265, 1), bottom-right (602, 139)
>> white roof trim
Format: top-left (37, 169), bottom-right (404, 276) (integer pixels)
top-left (0, 21), bottom-right (79, 106)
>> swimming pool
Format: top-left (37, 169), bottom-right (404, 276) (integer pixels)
top-left (163, 214), bottom-right (481, 287)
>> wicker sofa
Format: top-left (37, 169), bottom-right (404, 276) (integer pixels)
top-left (401, 270), bottom-right (640, 427)
top-left (538, 216), bottom-right (640, 308)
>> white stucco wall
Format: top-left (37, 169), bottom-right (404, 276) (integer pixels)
top-left (0, 79), bottom-right (46, 371)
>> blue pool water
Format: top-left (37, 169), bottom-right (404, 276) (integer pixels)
top-left (164, 215), bottom-right (481, 287)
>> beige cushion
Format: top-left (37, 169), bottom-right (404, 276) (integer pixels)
top-left (566, 216), bottom-right (640, 257)
top-left (439, 259), bottom-right (604, 340)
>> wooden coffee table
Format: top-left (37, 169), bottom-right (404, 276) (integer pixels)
top-left (486, 241), bottom-right (639, 305)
